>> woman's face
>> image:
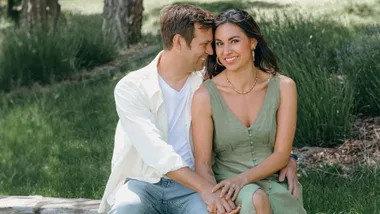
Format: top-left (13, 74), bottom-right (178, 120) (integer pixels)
top-left (214, 23), bottom-right (257, 72)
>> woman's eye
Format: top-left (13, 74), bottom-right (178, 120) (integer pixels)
top-left (215, 42), bottom-right (223, 46)
top-left (231, 39), bottom-right (239, 43)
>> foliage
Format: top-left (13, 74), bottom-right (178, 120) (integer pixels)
top-left (0, 13), bottom-right (117, 91)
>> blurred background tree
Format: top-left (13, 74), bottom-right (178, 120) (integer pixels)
top-left (102, 0), bottom-right (143, 48)
top-left (7, 0), bottom-right (21, 24)
top-left (20, 0), bottom-right (61, 29)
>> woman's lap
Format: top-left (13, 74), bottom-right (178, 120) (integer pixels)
top-left (235, 180), bottom-right (306, 214)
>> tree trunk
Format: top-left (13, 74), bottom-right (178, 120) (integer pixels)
top-left (102, 0), bottom-right (144, 48)
top-left (7, 0), bottom-right (20, 24)
top-left (20, 0), bottom-right (60, 30)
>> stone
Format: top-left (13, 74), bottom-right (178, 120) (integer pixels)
top-left (0, 196), bottom-right (100, 214)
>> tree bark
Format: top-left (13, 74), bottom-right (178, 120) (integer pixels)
top-left (7, 0), bottom-right (20, 24)
top-left (20, 0), bottom-right (60, 30)
top-left (102, 0), bottom-right (144, 48)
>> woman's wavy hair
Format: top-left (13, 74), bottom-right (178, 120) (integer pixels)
top-left (207, 9), bottom-right (279, 78)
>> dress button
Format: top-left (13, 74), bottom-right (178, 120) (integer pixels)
top-left (250, 141), bottom-right (253, 144)
top-left (249, 134), bottom-right (252, 137)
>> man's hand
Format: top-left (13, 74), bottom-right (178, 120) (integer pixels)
top-left (207, 205), bottom-right (241, 214)
top-left (279, 157), bottom-right (299, 198)
top-left (201, 188), bottom-right (237, 214)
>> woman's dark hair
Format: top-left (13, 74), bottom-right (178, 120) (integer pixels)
top-left (207, 9), bottom-right (279, 78)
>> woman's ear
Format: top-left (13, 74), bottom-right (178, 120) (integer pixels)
top-left (250, 38), bottom-right (258, 50)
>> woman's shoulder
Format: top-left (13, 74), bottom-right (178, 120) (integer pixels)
top-left (193, 85), bottom-right (210, 103)
top-left (277, 74), bottom-right (297, 98)
top-left (278, 74), bottom-right (296, 88)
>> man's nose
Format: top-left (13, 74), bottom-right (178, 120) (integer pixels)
top-left (206, 43), bottom-right (214, 55)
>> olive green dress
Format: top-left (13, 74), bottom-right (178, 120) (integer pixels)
top-left (203, 75), bottom-right (306, 214)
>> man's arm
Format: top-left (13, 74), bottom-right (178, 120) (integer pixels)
top-left (279, 156), bottom-right (300, 198)
top-left (115, 78), bottom-right (187, 176)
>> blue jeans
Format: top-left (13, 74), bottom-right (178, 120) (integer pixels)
top-left (109, 178), bottom-right (209, 214)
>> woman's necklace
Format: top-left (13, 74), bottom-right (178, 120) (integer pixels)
top-left (225, 70), bottom-right (258, 95)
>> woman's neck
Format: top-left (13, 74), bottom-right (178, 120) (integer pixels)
top-left (225, 62), bottom-right (258, 91)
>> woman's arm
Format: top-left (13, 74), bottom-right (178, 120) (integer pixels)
top-left (192, 86), bottom-right (217, 185)
top-left (214, 76), bottom-right (297, 199)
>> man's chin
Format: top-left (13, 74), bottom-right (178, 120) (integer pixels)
top-left (194, 65), bottom-right (204, 72)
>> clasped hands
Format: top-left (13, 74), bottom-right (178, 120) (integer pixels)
top-left (202, 174), bottom-right (247, 214)
top-left (202, 159), bottom-right (300, 214)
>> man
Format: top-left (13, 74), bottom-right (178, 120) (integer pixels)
top-left (98, 4), bottom-right (299, 214)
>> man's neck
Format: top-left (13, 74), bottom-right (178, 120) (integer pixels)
top-left (158, 50), bottom-right (191, 91)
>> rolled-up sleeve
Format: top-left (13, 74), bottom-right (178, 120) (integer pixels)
top-left (114, 79), bottom-right (188, 176)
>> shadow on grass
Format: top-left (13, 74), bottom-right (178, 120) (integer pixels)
top-left (0, 79), bottom-right (117, 198)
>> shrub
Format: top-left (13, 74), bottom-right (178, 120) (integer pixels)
top-left (0, 28), bottom-right (76, 91)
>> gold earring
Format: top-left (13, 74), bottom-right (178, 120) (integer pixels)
top-left (252, 50), bottom-right (255, 61)
top-left (216, 57), bottom-right (223, 66)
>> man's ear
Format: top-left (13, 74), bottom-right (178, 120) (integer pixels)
top-left (172, 34), bottom-right (186, 51)
top-left (250, 38), bottom-right (258, 50)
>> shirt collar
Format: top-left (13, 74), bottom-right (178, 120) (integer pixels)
top-left (144, 51), bottom-right (204, 99)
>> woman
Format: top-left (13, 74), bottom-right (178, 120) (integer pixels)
top-left (191, 9), bottom-right (306, 214)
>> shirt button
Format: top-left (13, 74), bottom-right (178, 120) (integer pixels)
top-left (250, 141), bottom-right (253, 144)
top-left (249, 134), bottom-right (252, 137)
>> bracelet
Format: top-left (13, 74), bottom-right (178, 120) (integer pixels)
top-left (290, 153), bottom-right (300, 162)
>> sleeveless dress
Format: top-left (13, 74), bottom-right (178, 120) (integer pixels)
top-left (203, 75), bottom-right (306, 214)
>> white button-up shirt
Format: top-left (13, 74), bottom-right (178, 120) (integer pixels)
top-left (98, 52), bottom-right (204, 213)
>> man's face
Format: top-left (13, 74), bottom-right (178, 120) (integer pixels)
top-left (183, 23), bottom-right (214, 72)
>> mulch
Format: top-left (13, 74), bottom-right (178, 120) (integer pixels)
top-left (294, 116), bottom-right (380, 171)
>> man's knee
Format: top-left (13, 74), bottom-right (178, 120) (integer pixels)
top-left (252, 189), bottom-right (270, 209)
top-left (109, 201), bottom-right (150, 214)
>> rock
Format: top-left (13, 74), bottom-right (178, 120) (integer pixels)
top-left (0, 196), bottom-right (100, 214)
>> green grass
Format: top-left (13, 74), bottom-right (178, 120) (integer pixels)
top-left (258, 13), bottom-right (356, 147)
top-left (0, 54), bottom-right (156, 198)
top-left (0, 80), bottom-right (116, 198)
top-left (301, 165), bottom-right (380, 214)
top-left (337, 28), bottom-right (380, 116)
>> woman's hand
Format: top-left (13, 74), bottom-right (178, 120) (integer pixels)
top-left (212, 174), bottom-right (248, 201)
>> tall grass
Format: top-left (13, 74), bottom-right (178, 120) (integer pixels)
top-left (0, 13), bottom-right (117, 92)
top-left (259, 12), bottom-right (355, 147)
top-left (337, 26), bottom-right (380, 116)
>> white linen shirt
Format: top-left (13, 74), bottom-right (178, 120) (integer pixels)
top-left (98, 52), bottom-right (204, 213)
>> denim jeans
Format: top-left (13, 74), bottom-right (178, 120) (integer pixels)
top-left (109, 178), bottom-right (209, 214)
